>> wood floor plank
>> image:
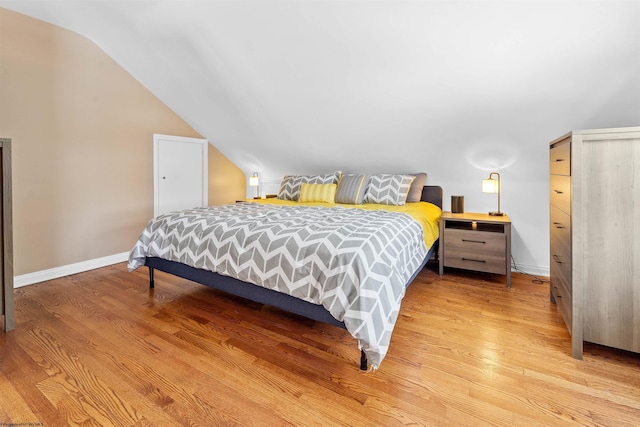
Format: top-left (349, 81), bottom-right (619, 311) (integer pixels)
top-left (0, 370), bottom-right (38, 423)
top-left (2, 261), bottom-right (639, 426)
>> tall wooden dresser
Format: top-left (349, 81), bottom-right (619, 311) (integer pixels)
top-left (549, 127), bottom-right (640, 358)
top-left (0, 138), bottom-right (13, 331)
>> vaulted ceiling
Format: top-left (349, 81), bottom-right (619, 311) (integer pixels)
top-left (2, 0), bottom-right (638, 184)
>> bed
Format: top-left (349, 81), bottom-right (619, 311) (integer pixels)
top-left (128, 177), bottom-right (442, 370)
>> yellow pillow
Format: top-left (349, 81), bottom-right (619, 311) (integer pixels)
top-left (298, 183), bottom-right (337, 203)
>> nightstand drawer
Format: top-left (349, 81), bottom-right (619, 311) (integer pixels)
top-left (443, 228), bottom-right (505, 253)
top-left (443, 248), bottom-right (507, 275)
top-left (550, 175), bottom-right (571, 214)
top-left (550, 141), bottom-right (571, 176)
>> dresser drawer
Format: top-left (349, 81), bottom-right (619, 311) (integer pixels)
top-left (550, 204), bottom-right (571, 259)
top-left (550, 175), bottom-right (571, 214)
top-left (550, 235), bottom-right (572, 296)
top-left (550, 264), bottom-right (573, 333)
top-left (550, 141), bottom-right (571, 176)
top-left (443, 229), bottom-right (505, 253)
top-left (443, 248), bottom-right (507, 275)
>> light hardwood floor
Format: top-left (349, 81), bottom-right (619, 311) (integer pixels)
top-left (1, 261), bottom-right (639, 426)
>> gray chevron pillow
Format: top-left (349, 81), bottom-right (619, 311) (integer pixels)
top-left (364, 174), bottom-right (416, 206)
top-left (277, 171), bottom-right (341, 201)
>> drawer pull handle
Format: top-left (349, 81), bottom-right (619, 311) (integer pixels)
top-left (553, 190), bottom-right (564, 194)
top-left (553, 222), bottom-right (566, 229)
top-left (462, 239), bottom-right (486, 244)
top-left (554, 158), bottom-right (565, 162)
top-left (462, 258), bottom-right (486, 263)
top-left (553, 254), bottom-right (563, 264)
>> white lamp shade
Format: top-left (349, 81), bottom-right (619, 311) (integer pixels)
top-left (249, 174), bottom-right (259, 187)
top-left (482, 178), bottom-right (499, 193)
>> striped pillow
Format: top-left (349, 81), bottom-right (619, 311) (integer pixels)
top-left (335, 174), bottom-right (370, 204)
top-left (364, 174), bottom-right (416, 206)
top-left (298, 183), bottom-right (337, 203)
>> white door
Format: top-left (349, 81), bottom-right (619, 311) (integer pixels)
top-left (154, 134), bottom-right (208, 216)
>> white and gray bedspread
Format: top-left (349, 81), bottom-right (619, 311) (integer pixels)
top-left (128, 203), bottom-right (428, 368)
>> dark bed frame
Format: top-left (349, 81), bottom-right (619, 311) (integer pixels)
top-left (145, 185), bottom-right (443, 370)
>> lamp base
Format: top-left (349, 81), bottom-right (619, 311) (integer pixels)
top-left (488, 211), bottom-right (505, 216)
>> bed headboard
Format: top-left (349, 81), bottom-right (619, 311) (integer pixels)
top-left (420, 186), bottom-right (443, 209)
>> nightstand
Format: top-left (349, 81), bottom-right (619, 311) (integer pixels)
top-left (439, 212), bottom-right (512, 287)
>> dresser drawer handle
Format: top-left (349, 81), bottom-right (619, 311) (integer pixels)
top-left (553, 222), bottom-right (566, 229)
top-left (554, 158), bottom-right (566, 162)
top-left (553, 190), bottom-right (564, 194)
top-left (462, 258), bottom-right (486, 263)
top-left (553, 286), bottom-right (562, 299)
top-left (553, 254), bottom-right (563, 264)
top-left (462, 239), bottom-right (486, 244)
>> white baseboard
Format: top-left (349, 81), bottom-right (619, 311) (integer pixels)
top-left (14, 252), bottom-right (130, 288)
top-left (511, 263), bottom-right (549, 278)
top-left (12, 251), bottom-right (548, 288)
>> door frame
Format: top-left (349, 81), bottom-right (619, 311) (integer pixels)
top-left (153, 134), bottom-right (208, 217)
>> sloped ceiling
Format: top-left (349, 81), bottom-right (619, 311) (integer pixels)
top-left (2, 0), bottom-right (638, 180)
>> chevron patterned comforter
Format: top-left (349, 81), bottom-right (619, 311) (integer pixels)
top-left (128, 202), bottom-right (429, 368)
